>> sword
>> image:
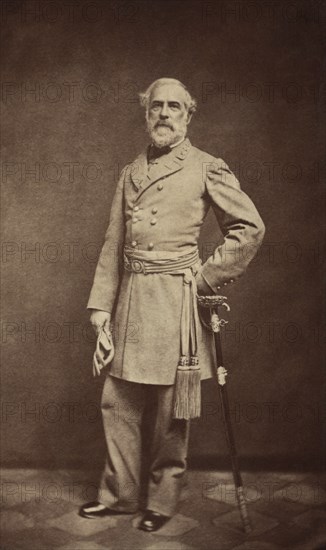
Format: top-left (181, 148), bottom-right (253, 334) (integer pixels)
top-left (197, 295), bottom-right (252, 534)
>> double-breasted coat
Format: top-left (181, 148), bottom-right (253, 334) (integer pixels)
top-left (87, 138), bottom-right (265, 384)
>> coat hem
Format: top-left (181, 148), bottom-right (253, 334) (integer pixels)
top-left (106, 371), bottom-right (213, 386)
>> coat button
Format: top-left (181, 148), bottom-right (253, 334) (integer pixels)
top-left (131, 241), bottom-right (137, 247)
top-left (217, 286), bottom-right (221, 290)
top-left (132, 218), bottom-right (138, 223)
top-left (157, 183), bottom-right (163, 190)
top-left (150, 218), bottom-right (157, 225)
top-left (223, 282), bottom-right (227, 286)
top-left (148, 242), bottom-right (154, 250)
top-left (133, 206), bottom-right (139, 212)
top-left (230, 279), bottom-right (234, 283)
top-left (152, 207), bottom-right (158, 214)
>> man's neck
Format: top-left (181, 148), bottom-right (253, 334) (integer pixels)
top-left (169, 137), bottom-right (186, 149)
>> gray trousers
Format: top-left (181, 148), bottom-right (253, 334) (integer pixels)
top-left (98, 375), bottom-right (190, 516)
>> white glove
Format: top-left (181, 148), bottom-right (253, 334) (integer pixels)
top-left (92, 325), bottom-right (115, 377)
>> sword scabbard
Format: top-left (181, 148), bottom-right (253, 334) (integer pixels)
top-left (197, 296), bottom-right (253, 535)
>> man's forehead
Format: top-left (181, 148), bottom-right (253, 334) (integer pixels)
top-left (150, 84), bottom-right (187, 104)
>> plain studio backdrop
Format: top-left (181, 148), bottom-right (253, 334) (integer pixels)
top-left (1, 0), bottom-right (324, 472)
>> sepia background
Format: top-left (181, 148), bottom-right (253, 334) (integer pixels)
top-left (1, 0), bottom-right (324, 474)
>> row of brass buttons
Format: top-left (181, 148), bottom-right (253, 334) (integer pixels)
top-left (129, 182), bottom-right (162, 251)
top-left (216, 279), bottom-right (234, 290)
top-left (132, 217), bottom-right (158, 224)
top-left (131, 240), bottom-right (154, 250)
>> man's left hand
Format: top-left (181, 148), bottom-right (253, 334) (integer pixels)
top-left (195, 272), bottom-right (215, 296)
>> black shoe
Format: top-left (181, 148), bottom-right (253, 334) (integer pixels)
top-left (138, 510), bottom-right (171, 532)
top-left (79, 501), bottom-right (135, 519)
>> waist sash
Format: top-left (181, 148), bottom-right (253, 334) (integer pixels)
top-left (124, 247), bottom-right (200, 275)
top-left (124, 246), bottom-right (202, 418)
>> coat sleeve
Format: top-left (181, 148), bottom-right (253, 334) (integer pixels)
top-left (197, 158), bottom-right (265, 293)
top-left (86, 166), bottom-right (128, 312)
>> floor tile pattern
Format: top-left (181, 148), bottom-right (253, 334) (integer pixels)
top-left (1, 469), bottom-right (325, 550)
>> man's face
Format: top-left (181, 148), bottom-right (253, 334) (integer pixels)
top-left (146, 84), bottom-right (192, 148)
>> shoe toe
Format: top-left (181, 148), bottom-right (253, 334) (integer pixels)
top-left (79, 501), bottom-right (137, 519)
top-left (79, 501), bottom-right (108, 518)
top-left (138, 510), bottom-right (170, 532)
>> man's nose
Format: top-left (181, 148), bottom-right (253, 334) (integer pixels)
top-left (159, 104), bottom-right (169, 118)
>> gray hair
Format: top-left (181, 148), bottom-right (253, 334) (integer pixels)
top-left (139, 78), bottom-right (197, 114)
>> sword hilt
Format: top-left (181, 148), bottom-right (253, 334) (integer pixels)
top-left (197, 294), bottom-right (230, 311)
top-left (197, 295), bottom-right (230, 332)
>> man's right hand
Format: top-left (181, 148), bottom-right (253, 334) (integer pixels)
top-left (89, 309), bottom-right (111, 336)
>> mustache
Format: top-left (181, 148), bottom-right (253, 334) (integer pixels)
top-left (154, 121), bottom-right (174, 130)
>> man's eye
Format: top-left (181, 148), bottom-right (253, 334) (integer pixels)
top-left (170, 104), bottom-right (180, 110)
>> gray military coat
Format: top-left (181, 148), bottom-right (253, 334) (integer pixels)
top-left (87, 139), bottom-right (265, 384)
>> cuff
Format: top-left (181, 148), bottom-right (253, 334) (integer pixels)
top-left (87, 306), bottom-right (111, 314)
top-left (195, 273), bottom-right (215, 295)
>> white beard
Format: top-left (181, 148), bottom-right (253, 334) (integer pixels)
top-left (146, 117), bottom-right (188, 148)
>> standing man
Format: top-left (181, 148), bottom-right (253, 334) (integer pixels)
top-left (79, 78), bottom-right (265, 531)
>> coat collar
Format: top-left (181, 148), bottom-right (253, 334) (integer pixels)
top-left (129, 138), bottom-right (191, 194)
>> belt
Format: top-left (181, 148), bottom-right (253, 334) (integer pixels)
top-left (123, 247), bottom-right (200, 274)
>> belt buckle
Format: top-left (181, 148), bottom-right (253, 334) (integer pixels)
top-left (131, 259), bottom-right (145, 273)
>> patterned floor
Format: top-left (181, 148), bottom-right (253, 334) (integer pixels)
top-left (1, 469), bottom-right (325, 550)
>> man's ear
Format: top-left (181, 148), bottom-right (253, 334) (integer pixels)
top-left (186, 111), bottom-right (193, 125)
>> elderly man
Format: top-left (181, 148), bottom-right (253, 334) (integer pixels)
top-left (79, 78), bottom-right (265, 531)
